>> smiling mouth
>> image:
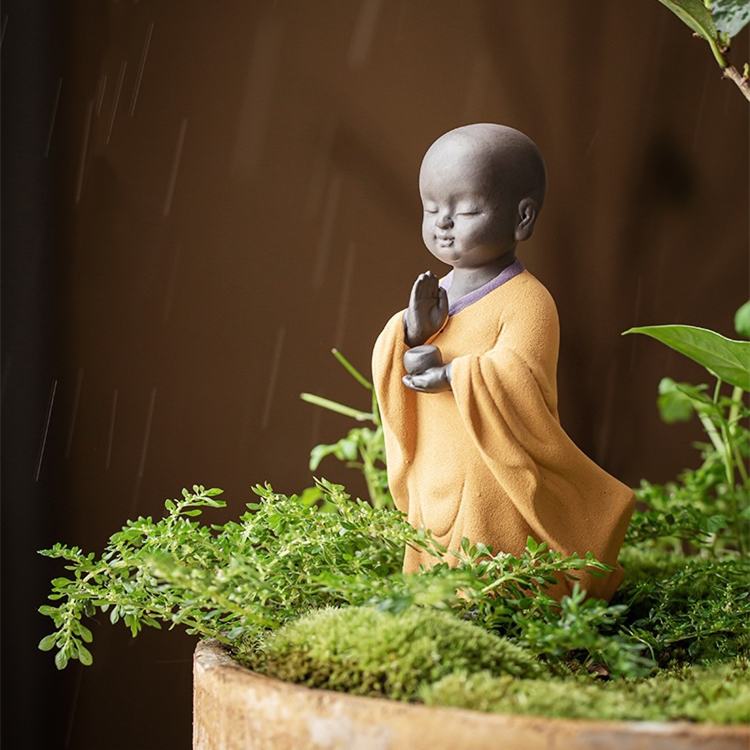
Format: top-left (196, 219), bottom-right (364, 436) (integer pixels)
top-left (436, 236), bottom-right (454, 245)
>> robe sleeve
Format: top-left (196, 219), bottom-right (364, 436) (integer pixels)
top-left (449, 281), bottom-right (634, 600)
top-left (371, 310), bottom-right (416, 515)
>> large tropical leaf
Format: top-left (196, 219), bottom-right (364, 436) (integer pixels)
top-left (623, 324), bottom-right (750, 391)
top-left (712, 0), bottom-right (750, 39)
top-left (655, 0), bottom-right (719, 42)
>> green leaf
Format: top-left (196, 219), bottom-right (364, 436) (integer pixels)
top-left (338, 438), bottom-right (359, 462)
top-left (624, 324), bottom-right (750, 391)
top-left (78, 645), bottom-right (94, 666)
top-left (309, 444), bottom-right (336, 471)
top-left (712, 0), bottom-right (750, 38)
top-left (38, 634), bottom-right (58, 651)
top-left (76, 623), bottom-right (94, 643)
top-left (655, 0), bottom-right (719, 42)
top-left (657, 378), bottom-right (709, 423)
top-left (734, 301), bottom-right (750, 338)
top-left (54, 649), bottom-right (69, 670)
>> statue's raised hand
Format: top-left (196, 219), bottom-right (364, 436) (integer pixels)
top-left (404, 271), bottom-right (449, 347)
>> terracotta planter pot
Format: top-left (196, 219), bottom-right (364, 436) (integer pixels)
top-left (193, 640), bottom-right (749, 750)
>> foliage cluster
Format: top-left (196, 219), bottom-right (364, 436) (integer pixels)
top-left (39, 482), bottom-right (408, 670)
top-left (39, 307), bottom-right (750, 723)
top-left (615, 548), bottom-right (750, 666)
top-left (656, 0), bottom-right (750, 100)
top-left (38, 481), bottom-right (630, 675)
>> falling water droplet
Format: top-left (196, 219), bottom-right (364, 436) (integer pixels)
top-left (44, 78), bottom-right (63, 158)
top-left (231, 13), bottom-right (283, 180)
top-left (65, 368), bottom-right (84, 459)
top-left (131, 387), bottom-right (157, 513)
top-left (129, 21), bottom-right (154, 117)
top-left (334, 243), bottom-right (356, 350)
top-left (35, 379), bottom-right (58, 482)
top-left (304, 118), bottom-right (339, 219)
top-left (106, 388), bottom-right (118, 470)
top-left (95, 72), bottom-right (108, 116)
top-left (106, 60), bottom-right (128, 145)
top-left (585, 129), bottom-right (599, 156)
top-left (63, 664), bottom-right (84, 748)
top-left (163, 118), bottom-right (188, 216)
top-left (75, 101), bottom-right (94, 203)
top-left (262, 327), bottom-right (286, 430)
top-left (347, 0), bottom-right (382, 68)
top-left (628, 276), bottom-right (644, 373)
top-left (312, 174), bottom-right (342, 290)
top-left (595, 364), bottom-right (618, 462)
top-left (691, 64), bottom-right (711, 153)
top-left (162, 244), bottom-right (182, 321)
top-left (0, 15), bottom-right (8, 49)
top-left (632, 274), bottom-right (643, 324)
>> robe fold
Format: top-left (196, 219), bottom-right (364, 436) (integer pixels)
top-left (372, 268), bottom-right (635, 601)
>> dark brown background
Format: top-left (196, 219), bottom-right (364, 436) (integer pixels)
top-left (3, 1), bottom-right (748, 747)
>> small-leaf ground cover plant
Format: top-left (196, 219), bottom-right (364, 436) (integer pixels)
top-left (39, 306), bottom-right (750, 724)
top-left (38, 479), bottom-right (750, 723)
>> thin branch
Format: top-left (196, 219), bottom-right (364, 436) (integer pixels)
top-left (721, 65), bottom-right (750, 101)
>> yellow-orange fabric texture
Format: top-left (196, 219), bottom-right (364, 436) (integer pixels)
top-left (372, 270), bottom-right (635, 601)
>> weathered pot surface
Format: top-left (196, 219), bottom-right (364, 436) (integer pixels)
top-left (193, 640), bottom-right (749, 750)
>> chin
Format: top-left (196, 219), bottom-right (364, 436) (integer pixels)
top-left (430, 248), bottom-right (461, 265)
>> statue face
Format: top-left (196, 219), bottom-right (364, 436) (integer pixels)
top-left (419, 139), bottom-right (518, 270)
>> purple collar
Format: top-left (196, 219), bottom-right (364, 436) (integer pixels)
top-left (440, 259), bottom-right (525, 316)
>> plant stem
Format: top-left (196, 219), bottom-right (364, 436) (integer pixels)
top-left (721, 65), bottom-right (750, 101)
top-left (711, 379), bottom-right (746, 557)
top-left (331, 349), bottom-right (374, 391)
top-left (300, 393), bottom-right (374, 421)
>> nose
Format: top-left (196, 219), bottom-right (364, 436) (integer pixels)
top-left (436, 212), bottom-right (453, 230)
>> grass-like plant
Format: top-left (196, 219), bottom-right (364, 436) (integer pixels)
top-left (300, 349), bottom-right (392, 509)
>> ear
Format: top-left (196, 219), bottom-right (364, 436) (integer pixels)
top-left (514, 198), bottom-right (538, 242)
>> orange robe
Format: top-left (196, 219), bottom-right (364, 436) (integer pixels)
top-left (372, 269), bottom-right (634, 601)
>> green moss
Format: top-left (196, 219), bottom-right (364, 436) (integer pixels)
top-left (247, 605), bottom-right (543, 701)
top-left (421, 662), bottom-right (750, 724)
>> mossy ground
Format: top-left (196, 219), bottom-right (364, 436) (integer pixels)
top-left (244, 606), bottom-right (543, 701)
top-left (421, 663), bottom-right (750, 723)
top-left (244, 554), bottom-right (750, 724)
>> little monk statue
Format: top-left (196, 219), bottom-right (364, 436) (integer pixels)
top-left (372, 123), bottom-right (635, 601)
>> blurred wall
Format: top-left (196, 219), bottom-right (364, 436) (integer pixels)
top-left (3, 1), bottom-right (748, 747)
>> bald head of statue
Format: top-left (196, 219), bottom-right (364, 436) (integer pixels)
top-left (418, 124), bottom-right (547, 273)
